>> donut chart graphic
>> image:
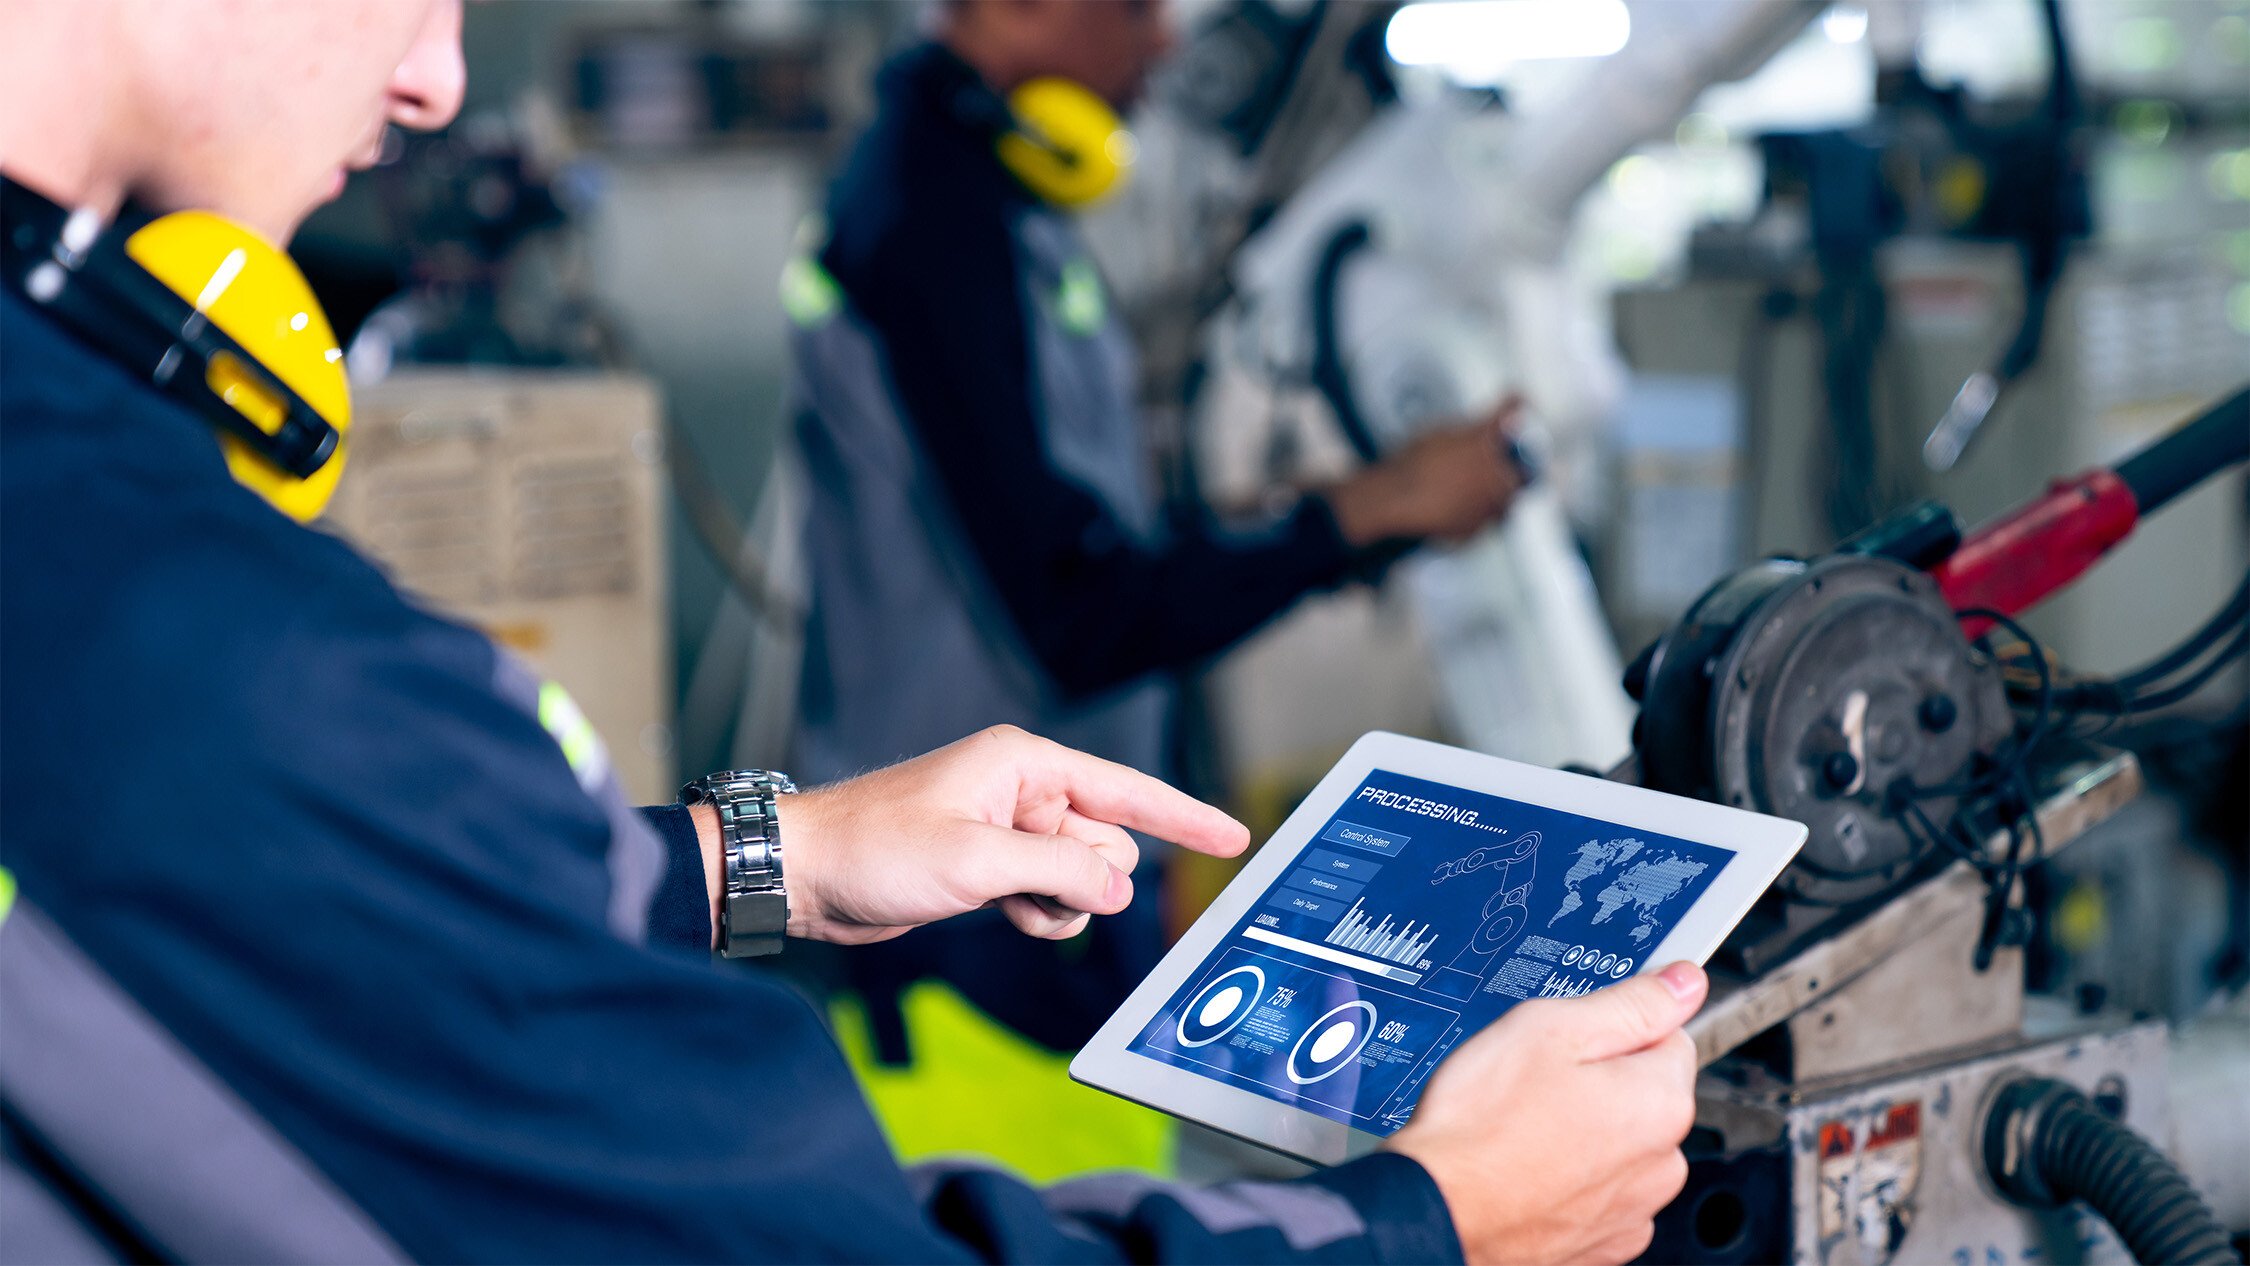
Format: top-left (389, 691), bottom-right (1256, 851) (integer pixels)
top-left (1177, 965), bottom-right (1266, 1048)
top-left (1286, 1000), bottom-right (1379, 1085)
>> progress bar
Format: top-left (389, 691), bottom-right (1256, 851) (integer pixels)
top-left (1245, 925), bottom-right (1425, 985)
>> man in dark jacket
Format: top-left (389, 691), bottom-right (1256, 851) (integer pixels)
top-left (791, 0), bottom-right (1529, 1084)
top-left (0, 2), bottom-right (1700, 1263)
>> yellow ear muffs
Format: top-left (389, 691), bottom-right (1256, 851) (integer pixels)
top-left (996, 78), bottom-right (1137, 209)
top-left (124, 212), bottom-right (350, 523)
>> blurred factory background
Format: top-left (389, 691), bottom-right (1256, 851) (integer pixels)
top-left (291, 0), bottom-right (2248, 1185)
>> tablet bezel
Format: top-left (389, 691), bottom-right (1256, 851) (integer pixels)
top-left (1069, 731), bottom-right (1808, 1167)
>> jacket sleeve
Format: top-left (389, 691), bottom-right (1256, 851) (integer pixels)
top-left (913, 1151), bottom-right (1465, 1264)
top-left (639, 804), bottom-right (711, 954)
top-left (826, 187), bottom-right (1362, 702)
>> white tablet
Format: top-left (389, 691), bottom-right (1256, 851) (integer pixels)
top-left (1071, 732), bottom-right (1807, 1167)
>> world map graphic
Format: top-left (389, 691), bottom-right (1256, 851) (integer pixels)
top-left (1548, 837), bottom-right (1710, 944)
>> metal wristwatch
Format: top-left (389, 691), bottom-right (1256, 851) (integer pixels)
top-left (681, 769), bottom-right (798, 958)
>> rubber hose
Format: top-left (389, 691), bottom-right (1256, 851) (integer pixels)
top-left (1307, 220), bottom-right (1382, 465)
top-left (1987, 1078), bottom-right (2241, 1265)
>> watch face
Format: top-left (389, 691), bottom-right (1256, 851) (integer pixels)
top-left (684, 770), bottom-right (795, 800)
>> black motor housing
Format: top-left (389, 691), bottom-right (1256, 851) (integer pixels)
top-left (1627, 554), bottom-right (2011, 967)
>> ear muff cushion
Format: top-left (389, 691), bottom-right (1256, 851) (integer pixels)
top-left (997, 78), bottom-right (1136, 209)
top-left (124, 212), bottom-right (350, 522)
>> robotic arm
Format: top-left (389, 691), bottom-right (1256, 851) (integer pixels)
top-left (1196, 0), bottom-right (1829, 770)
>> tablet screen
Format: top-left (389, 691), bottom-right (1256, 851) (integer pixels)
top-left (1127, 770), bottom-right (1737, 1135)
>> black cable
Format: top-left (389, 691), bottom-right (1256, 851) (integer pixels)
top-left (1877, 609), bottom-right (2063, 968)
top-left (2029, 568), bottom-right (2250, 713)
top-left (1935, 582), bottom-right (2247, 971)
top-left (2041, 609), bottom-right (2250, 717)
top-left (2017, 770), bottom-right (2050, 964)
top-left (1307, 220), bottom-right (1382, 465)
top-left (1912, 608), bottom-right (2055, 802)
top-left (2119, 623), bottom-right (2250, 714)
top-left (1875, 579), bottom-right (2242, 972)
top-left (1904, 797), bottom-right (1986, 871)
top-left (1984, 609), bottom-right (2057, 777)
top-left (1876, 567), bottom-right (2247, 972)
top-left (1973, 814), bottom-right (2029, 970)
top-left (2118, 570), bottom-right (2250, 688)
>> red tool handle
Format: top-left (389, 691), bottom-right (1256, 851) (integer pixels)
top-left (1928, 387), bottom-right (2245, 639)
top-left (1932, 472), bottom-right (2138, 640)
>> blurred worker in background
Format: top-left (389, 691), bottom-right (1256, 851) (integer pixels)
top-left (0, 1), bottom-right (1705, 1262)
top-left (787, 0), bottom-right (1526, 1081)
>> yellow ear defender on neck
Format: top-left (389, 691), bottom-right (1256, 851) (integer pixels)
top-left (1, 175), bottom-right (349, 525)
top-left (124, 213), bottom-right (350, 523)
top-left (996, 78), bottom-right (1137, 209)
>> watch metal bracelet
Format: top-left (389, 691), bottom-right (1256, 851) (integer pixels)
top-left (682, 770), bottom-right (797, 958)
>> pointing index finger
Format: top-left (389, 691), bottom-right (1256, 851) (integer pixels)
top-left (1011, 735), bottom-right (1251, 858)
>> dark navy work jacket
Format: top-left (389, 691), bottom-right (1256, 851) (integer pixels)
top-left (790, 43), bottom-right (1375, 1061)
top-left (0, 287), bottom-right (1459, 1263)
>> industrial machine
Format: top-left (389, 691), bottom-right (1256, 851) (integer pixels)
top-left (1100, 10), bottom-right (2247, 1256)
top-left (1622, 387), bottom-right (2249, 1265)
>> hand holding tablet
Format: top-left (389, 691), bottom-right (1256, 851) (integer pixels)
top-left (1072, 732), bottom-right (1807, 1167)
top-left (1384, 961), bottom-right (1706, 1264)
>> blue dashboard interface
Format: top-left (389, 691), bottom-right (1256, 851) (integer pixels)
top-left (1129, 770), bottom-right (1735, 1135)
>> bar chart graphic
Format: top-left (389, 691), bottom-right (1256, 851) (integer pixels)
top-left (1324, 899), bottom-right (1439, 967)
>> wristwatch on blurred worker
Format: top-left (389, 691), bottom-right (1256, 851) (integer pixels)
top-left (681, 769), bottom-right (798, 958)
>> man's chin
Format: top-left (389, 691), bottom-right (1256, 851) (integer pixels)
top-left (273, 168), bottom-right (349, 239)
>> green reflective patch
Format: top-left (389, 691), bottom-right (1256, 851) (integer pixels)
top-left (780, 255), bottom-right (843, 329)
top-left (1056, 259), bottom-right (1106, 336)
top-left (832, 982), bottom-right (1174, 1183)
top-left (0, 867), bottom-right (14, 926)
top-left (536, 680), bottom-right (606, 786)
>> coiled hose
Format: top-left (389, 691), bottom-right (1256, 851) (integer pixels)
top-left (1984, 1077), bottom-right (2241, 1265)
